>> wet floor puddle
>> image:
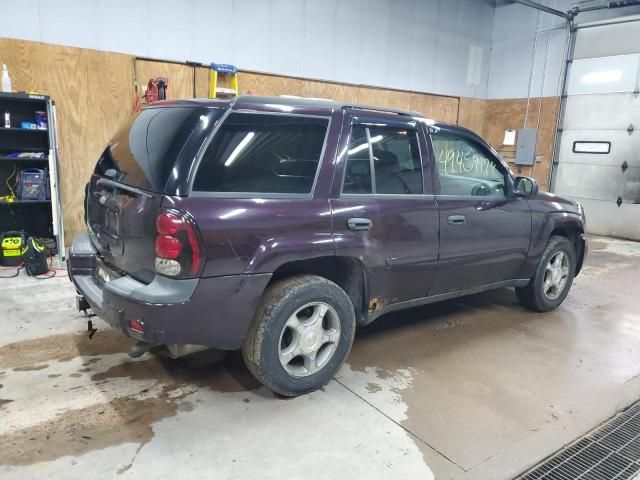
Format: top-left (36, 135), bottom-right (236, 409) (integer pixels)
top-left (0, 331), bottom-right (260, 466)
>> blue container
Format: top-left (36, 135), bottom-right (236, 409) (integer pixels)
top-left (35, 111), bottom-right (47, 130)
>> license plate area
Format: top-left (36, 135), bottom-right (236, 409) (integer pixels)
top-left (93, 259), bottom-right (122, 287)
top-left (90, 187), bottom-right (122, 238)
top-left (89, 189), bottom-right (125, 255)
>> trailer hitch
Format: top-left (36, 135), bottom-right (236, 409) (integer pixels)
top-left (87, 319), bottom-right (97, 339)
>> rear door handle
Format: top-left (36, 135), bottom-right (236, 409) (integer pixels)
top-left (447, 215), bottom-right (466, 226)
top-left (347, 217), bottom-right (373, 231)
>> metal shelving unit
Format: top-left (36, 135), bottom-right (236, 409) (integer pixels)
top-left (0, 92), bottom-right (65, 260)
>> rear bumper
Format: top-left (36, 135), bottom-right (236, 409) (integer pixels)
top-left (68, 232), bottom-right (271, 350)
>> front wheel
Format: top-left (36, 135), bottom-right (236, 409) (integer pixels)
top-left (242, 275), bottom-right (356, 397)
top-left (516, 235), bottom-right (576, 312)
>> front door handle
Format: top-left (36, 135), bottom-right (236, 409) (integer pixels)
top-left (347, 217), bottom-right (373, 231)
top-left (476, 200), bottom-right (494, 211)
top-left (447, 215), bottom-right (466, 226)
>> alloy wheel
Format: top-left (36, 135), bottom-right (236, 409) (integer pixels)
top-left (543, 250), bottom-right (570, 300)
top-left (278, 302), bottom-right (341, 377)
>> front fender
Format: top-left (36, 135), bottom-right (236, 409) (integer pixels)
top-left (532, 212), bottom-right (583, 256)
top-left (522, 211), bottom-right (586, 278)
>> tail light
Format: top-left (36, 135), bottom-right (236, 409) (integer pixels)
top-left (155, 209), bottom-right (204, 277)
top-left (128, 319), bottom-right (145, 335)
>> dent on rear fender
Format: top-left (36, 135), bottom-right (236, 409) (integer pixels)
top-left (243, 233), bottom-right (336, 274)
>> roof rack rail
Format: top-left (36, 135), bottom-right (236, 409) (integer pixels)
top-left (341, 104), bottom-right (424, 118)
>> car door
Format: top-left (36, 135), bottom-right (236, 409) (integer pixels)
top-left (428, 126), bottom-right (532, 295)
top-left (331, 111), bottom-right (439, 316)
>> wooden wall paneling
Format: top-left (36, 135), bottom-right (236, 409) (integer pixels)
top-left (0, 36), bottom-right (564, 242)
top-left (533, 97), bottom-right (560, 156)
top-left (482, 97), bottom-right (559, 190)
top-left (409, 93), bottom-right (459, 124)
top-left (195, 68), bottom-right (459, 127)
top-left (357, 87), bottom-right (411, 111)
top-left (0, 38), bottom-right (135, 243)
top-left (195, 66), bottom-right (210, 98)
top-left (522, 97), bottom-right (543, 186)
top-left (135, 59), bottom-right (195, 100)
top-left (240, 72), bottom-right (305, 97)
top-left (534, 97), bottom-right (560, 189)
top-left (457, 97), bottom-right (486, 135)
top-left (482, 98), bottom-right (526, 157)
top-left (518, 96), bottom-right (559, 189)
top-left (300, 79), bottom-right (360, 103)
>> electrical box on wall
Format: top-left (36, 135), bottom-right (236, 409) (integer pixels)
top-left (515, 128), bottom-right (538, 166)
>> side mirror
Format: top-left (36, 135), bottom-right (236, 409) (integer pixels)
top-left (513, 176), bottom-right (539, 197)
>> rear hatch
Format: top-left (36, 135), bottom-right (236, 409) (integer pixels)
top-left (86, 105), bottom-right (213, 283)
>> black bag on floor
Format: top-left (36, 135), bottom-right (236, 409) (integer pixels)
top-left (23, 237), bottom-right (49, 276)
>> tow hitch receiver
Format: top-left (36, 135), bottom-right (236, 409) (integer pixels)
top-left (87, 319), bottom-right (97, 339)
top-left (76, 294), bottom-right (90, 313)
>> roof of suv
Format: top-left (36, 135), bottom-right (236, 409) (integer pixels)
top-left (147, 95), bottom-right (491, 145)
top-left (233, 95), bottom-right (427, 118)
top-left (150, 95), bottom-right (429, 120)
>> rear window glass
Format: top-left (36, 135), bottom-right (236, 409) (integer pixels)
top-left (343, 125), bottom-right (423, 195)
top-left (193, 113), bottom-right (329, 194)
top-left (96, 107), bottom-right (213, 191)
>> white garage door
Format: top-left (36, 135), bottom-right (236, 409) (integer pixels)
top-left (554, 18), bottom-right (640, 240)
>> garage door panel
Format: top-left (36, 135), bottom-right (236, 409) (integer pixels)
top-left (556, 19), bottom-right (640, 240)
top-left (562, 93), bottom-right (640, 130)
top-left (555, 163), bottom-right (624, 201)
top-left (558, 130), bottom-right (640, 167)
top-left (566, 54), bottom-right (640, 95)
top-left (574, 198), bottom-right (640, 240)
top-left (623, 167), bottom-right (640, 204)
top-left (574, 22), bottom-right (640, 59)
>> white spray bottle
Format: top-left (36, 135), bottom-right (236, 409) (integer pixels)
top-left (2, 64), bottom-right (12, 93)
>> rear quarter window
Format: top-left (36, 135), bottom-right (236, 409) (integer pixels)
top-left (96, 107), bottom-right (213, 191)
top-left (193, 112), bottom-right (329, 194)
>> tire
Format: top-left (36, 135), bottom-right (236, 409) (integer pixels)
top-left (516, 235), bottom-right (576, 312)
top-left (242, 274), bottom-right (356, 397)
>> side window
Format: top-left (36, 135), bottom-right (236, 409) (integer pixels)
top-left (342, 125), bottom-right (423, 195)
top-left (193, 113), bottom-right (329, 194)
top-left (431, 132), bottom-right (506, 197)
top-left (370, 127), bottom-right (423, 194)
top-left (343, 126), bottom-right (373, 194)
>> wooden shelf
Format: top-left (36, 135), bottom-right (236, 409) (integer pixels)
top-left (0, 155), bottom-right (48, 162)
top-left (0, 92), bottom-right (49, 103)
top-left (0, 146), bottom-right (48, 152)
top-left (0, 199), bottom-right (51, 205)
top-left (0, 127), bottom-right (48, 134)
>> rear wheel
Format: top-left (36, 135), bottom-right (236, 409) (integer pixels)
top-left (516, 235), bottom-right (576, 312)
top-left (242, 275), bottom-right (356, 397)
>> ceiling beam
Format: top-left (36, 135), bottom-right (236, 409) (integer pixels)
top-left (512, 0), bottom-right (572, 19)
top-left (577, 0), bottom-right (640, 13)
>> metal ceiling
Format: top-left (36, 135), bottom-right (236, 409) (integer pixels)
top-left (510, 0), bottom-right (640, 19)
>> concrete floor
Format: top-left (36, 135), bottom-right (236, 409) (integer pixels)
top-left (0, 234), bottom-right (639, 480)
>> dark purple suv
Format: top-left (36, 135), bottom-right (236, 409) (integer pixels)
top-left (69, 95), bottom-right (587, 396)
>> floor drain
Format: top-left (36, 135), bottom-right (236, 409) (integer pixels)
top-left (518, 401), bottom-right (640, 480)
